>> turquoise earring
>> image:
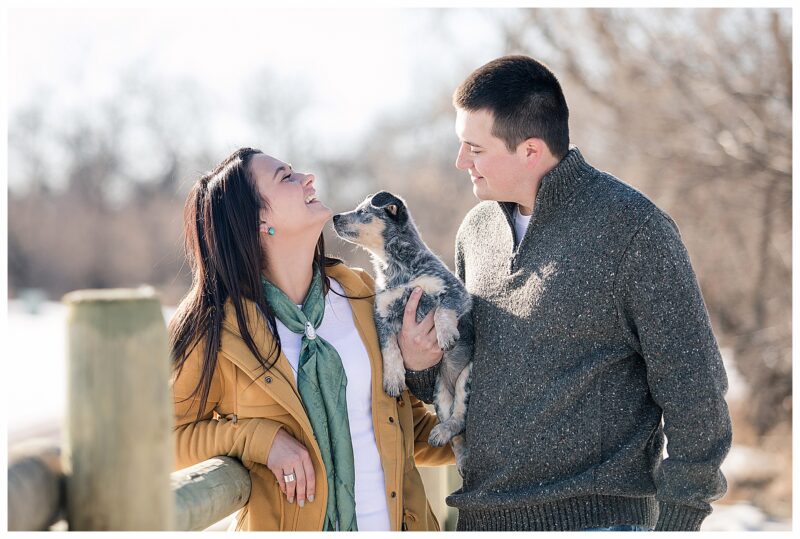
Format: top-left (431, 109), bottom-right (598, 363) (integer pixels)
top-left (260, 221), bottom-right (275, 236)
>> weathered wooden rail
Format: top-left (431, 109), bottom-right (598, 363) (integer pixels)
top-left (7, 287), bottom-right (458, 530)
top-left (9, 444), bottom-right (250, 531)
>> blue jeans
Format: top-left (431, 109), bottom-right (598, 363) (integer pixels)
top-left (584, 525), bottom-right (653, 531)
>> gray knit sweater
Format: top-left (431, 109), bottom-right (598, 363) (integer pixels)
top-left (406, 147), bottom-right (731, 531)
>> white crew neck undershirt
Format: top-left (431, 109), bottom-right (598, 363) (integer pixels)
top-left (514, 204), bottom-right (533, 247)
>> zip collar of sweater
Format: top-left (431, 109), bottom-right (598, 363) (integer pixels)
top-left (499, 145), bottom-right (593, 226)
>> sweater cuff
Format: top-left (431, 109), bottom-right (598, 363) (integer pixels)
top-left (404, 362), bottom-right (441, 404)
top-left (655, 502), bottom-right (708, 531)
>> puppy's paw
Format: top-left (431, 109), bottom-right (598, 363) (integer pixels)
top-left (433, 308), bottom-right (460, 351)
top-left (452, 435), bottom-right (468, 478)
top-left (383, 376), bottom-right (406, 398)
top-left (456, 457), bottom-right (467, 478)
top-left (436, 327), bottom-right (460, 352)
top-left (428, 423), bottom-right (454, 447)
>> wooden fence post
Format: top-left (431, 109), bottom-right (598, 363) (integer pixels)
top-left (62, 288), bottom-right (174, 530)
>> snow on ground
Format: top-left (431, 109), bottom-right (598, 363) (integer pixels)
top-left (7, 299), bottom-right (175, 443)
top-left (7, 300), bottom-right (69, 442)
top-left (7, 301), bottom-right (792, 531)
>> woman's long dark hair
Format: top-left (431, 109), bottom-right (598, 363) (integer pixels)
top-left (170, 147), bottom-right (342, 422)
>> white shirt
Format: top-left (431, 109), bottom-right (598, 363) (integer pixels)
top-left (514, 204), bottom-right (533, 247)
top-left (274, 278), bottom-right (391, 531)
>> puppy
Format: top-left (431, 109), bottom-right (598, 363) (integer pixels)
top-left (332, 191), bottom-right (473, 474)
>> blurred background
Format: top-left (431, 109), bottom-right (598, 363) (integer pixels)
top-left (6, 5), bottom-right (792, 531)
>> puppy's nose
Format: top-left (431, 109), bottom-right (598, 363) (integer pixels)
top-left (332, 214), bottom-right (341, 225)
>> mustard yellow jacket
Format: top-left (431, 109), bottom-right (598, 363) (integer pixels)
top-left (172, 263), bottom-right (454, 531)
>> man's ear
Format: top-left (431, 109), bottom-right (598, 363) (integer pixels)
top-left (522, 138), bottom-right (547, 168)
top-left (370, 191), bottom-right (407, 221)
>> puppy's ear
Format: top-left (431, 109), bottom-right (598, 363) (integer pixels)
top-left (370, 191), bottom-right (407, 222)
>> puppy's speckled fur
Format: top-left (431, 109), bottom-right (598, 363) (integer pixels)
top-left (333, 191), bottom-right (473, 474)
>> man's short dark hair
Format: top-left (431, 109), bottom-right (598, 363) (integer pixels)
top-left (453, 55), bottom-right (570, 158)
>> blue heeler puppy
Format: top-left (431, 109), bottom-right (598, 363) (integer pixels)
top-left (332, 191), bottom-right (473, 473)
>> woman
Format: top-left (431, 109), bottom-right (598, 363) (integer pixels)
top-left (170, 147), bottom-right (453, 531)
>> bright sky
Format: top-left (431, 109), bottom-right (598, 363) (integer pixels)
top-left (8, 5), bottom-right (506, 158)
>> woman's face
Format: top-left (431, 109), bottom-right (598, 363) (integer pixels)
top-left (249, 153), bottom-right (332, 240)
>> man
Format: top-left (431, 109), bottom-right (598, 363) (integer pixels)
top-left (398, 55), bottom-right (732, 531)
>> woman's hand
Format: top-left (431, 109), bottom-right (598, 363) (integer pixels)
top-left (267, 428), bottom-right (316, 507)
top-left (398, 287), bottom-right (444, 371)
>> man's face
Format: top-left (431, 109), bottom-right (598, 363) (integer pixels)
top-left (454, 107), bottom-right (529, 202)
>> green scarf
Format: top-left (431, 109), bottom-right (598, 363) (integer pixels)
top-left (261, 267), bottom-right (358, 531)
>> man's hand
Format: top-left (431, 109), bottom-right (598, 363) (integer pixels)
top-left (398, 287), bottom-right (444, 371)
